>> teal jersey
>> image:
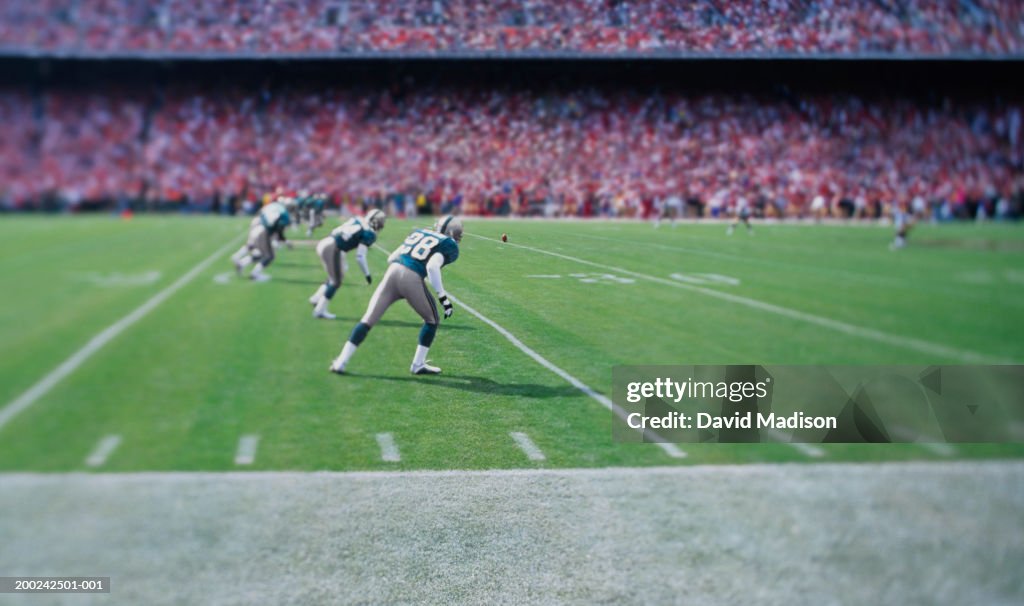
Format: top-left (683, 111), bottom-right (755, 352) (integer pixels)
top-left (393, 228), bottom-right (459, 278)
top-left (259, 202), bottom-right (291, 232)
top-left (312, 197), bottom-right (326, 212)
top-left (331, 217), bottom-right (377, 252)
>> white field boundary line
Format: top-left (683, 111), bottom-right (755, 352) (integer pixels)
top-left (0, 236), bottom-right (243, 433)
top-left (376, 432), bottom-right (401, 462)
top-left (1, 460), bottom-right (1016, 483)
top-left (370, 244), bottom-right (686, 459)
top-left (510, 431), bottom-right (546, 461)
top-left (85, 434), bottom-right (122, 467)
top-left (467, 233), bottom-right (1009, 364)
top-left (234, 435), bottom-right (260, 466)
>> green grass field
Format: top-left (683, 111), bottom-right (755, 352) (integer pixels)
top-left (1, 214), bottom-right (1022, 472)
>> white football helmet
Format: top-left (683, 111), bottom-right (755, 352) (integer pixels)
top-left (434, 215), bottom-right (463, 242)
top-left (365, 208), bottom-right (386, 232)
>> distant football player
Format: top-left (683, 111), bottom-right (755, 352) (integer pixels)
top-left (890, 203), bottom-right (913, 250)
top-left (330, 215), bottom-right (462, 375)
top-left (654, 193), bottom-right (684, 228)
top-left (277, 196), bottom-right (299, 248)
top-left (727, 195), bottom-right (753, 235)
top-left (232, 200), bottom-right (291, 281)
top-left (306, 193), bottom-right (327, 236)
top-left (309, 209), bottom-right (386, 319)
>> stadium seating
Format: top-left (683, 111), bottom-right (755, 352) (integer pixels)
top-left (1, 1), bottom-right (1022, 56)
top-left (1, 85), bottom-right (1020, 218)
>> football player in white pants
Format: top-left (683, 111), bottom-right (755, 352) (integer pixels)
top-left (330, 215), bottom-right (462, 376)
top-left (232, 200), bottom-right (291, 281)
top-left (309, 209), bottom-right (386, 319)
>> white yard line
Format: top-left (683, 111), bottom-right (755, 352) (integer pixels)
top-left (509, 431), bottom-right (546, 461)
top-left (761, 428), bottom-right (826, 458)
top-left (376, 433), bottom-right (401, 462)
top-left (0, 237), bottom-right (242, 433)
top-left (234, 435), bottom-right (260, 466)
top-left (468, 233), bottom-right (1008, 364)
top-left (450, 294), bottom-right (686, 459)
top-left (85, 434), bottom-right (122, 468)
top-left (371, 245), bottom-right (686, 459)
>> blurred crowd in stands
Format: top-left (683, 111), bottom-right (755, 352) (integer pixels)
top-left (2, 83), bottom-right (1021, 220)
top-left (1, 0), bottom-right (1022, 56)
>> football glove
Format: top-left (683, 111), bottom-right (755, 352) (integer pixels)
top-left (366, 275), bottom-right (373, 285)
top-left (439, 294), bottom-right (454, 319)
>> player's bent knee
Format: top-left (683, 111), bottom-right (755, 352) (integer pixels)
top-left (419, 323), bottom-right (438, 347)
top-left (350, 322), bottom-right (371, 345)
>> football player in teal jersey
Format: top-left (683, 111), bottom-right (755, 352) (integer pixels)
top-left (275, 196), bottom-right (299, 250)
top-left (330, 215), bottom-right (462, 375)
top-left (306, 194), bottom-right (327, 236)
top-left (232, 201), bottom-right (291, 282)
top-left (293, 191), bottom-right (310, 227)
top-left (309, 209), bottom-right (386, 319)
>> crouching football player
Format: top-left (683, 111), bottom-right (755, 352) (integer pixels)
top-left (232, 200), bottom-right (291, 281)
top-left (330, 215), bottom-right (462, 375)
top-left (309, 209), bottom-right (386, 319)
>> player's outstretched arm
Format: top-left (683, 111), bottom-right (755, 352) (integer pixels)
top-left (426, 253), bottom-right (453, 319)
top-left (356, 244), bottom-right (372, 284)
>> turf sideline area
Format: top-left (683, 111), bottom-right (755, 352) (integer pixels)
top-left (1, 460), bottom-right (1021, 605)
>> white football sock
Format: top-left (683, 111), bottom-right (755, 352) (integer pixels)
top-left (336, 341), bottom-right (358, 369)
top-left (231, 245), bottom-right (248, 262)
top-left (310, 283), bottom-right (326, 303)
top-left (413, 345), bottom-right (430, 367)
top-left (250, 263), bottom-right (265, 278)
top-left (314, 297), bottom-right (330, 315)
top-left (238, 255), bottom-right (253, 268)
